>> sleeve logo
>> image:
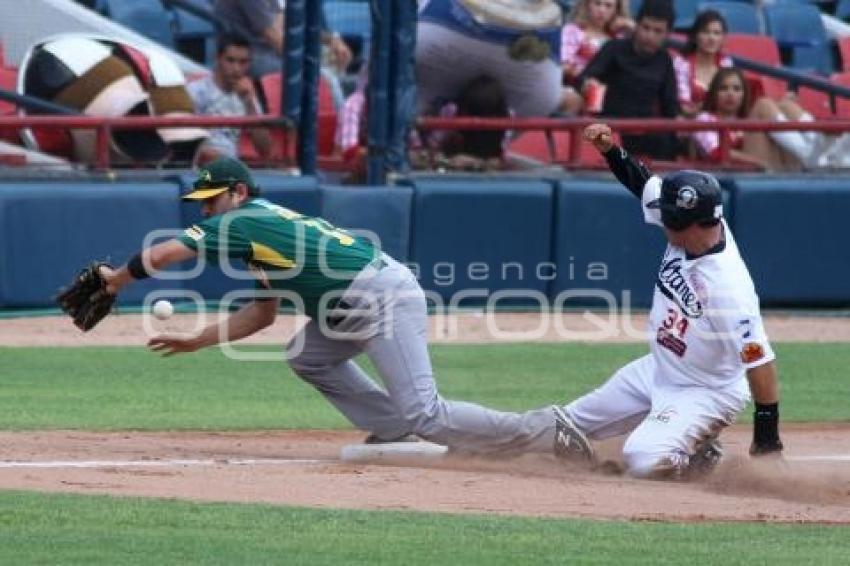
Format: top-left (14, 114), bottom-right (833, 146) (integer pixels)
top-left (184, 225), bottom-right (206, 241)
top-left (741, 342), bottom-right (765, 364)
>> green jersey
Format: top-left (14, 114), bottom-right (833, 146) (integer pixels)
top-left (177, 198), bottom-right (379, 318)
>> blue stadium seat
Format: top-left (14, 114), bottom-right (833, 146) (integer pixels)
top-left (170, 1), bottom-right (217, 66)
top-left (698, 2), bottom-right (761, 35)
top-left (104, 0), bottom-right (176, 49)
top-left (324, 0), bottom-right (371, 38)
top-left (764, 3), bottom-right (834, 75)
top-left (628, 0), bottom-right (698, 30)
top-left (838, 0), bottom-right (850, 21)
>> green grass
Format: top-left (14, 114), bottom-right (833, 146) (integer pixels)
top-left (0, 491), bottom-right (848, 566)
top-left (0, 343), bottom-right (847, 429)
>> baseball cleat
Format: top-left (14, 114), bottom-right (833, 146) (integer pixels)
top-left (686, 436), bottom-right (723, 478)
top-left (364, 433), bottom-right (419, 444)
top-left (553, 406), bottom-right (596, 467)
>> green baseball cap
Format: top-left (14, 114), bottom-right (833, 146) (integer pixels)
top-left (182, 157), bottom-right (259, 201)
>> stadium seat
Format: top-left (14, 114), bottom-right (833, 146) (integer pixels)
top-left (104, 0), bottom-right (176, 49)
top-left (323, 0), bottom-right (372, 74)
top-left (796, 85), bottom-right (833, 119)
top-left (507, 129), bottom-right (618, 168)
top-left (724, 34), bottom-right (787, 99)
top-left (259, 72), bottom-right (337, 157)
top-left (837, 0), bottom-right (850, 22)
top-left (831, 72), bottom-right (850, 117)
top-left (724, 34), bottom-right (781, 66)
top-left (507, 131), bottom-right (566, 164)
top-left (674, 0), bottom-right (700, 30)
top-left (171, 1), bottom-right (217, 66)
top-left (323, 0), bottom-right (371, 40)
top-left (838, 37), bottom-right (850, 72)
top-left (0, 63), bottom-right (20, 144)
top-left (698, 2), bottom-right (760, 35)
top-left (763, 3), bottom-right (834, 75)
top-left (629, 0), bottom-right (698, 29)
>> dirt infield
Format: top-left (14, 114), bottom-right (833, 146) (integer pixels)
top-left (1, 312), bottom-right (849, 523)
top-left (0, 427), bottom-right (848, 523)
top-left (2, 311), bottom-right (849, 346)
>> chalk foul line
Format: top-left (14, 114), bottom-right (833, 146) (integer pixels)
top-left (0, 454), bottom-right (847, 469)
top-left (0, 458), bottom-right (334, 469)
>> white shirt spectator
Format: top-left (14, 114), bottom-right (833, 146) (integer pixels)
top-left (187, 75), bottom-right (263, 158)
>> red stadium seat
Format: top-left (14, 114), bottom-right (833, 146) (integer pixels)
top-left (507, 129), bottom-right (617, 168)
top-left (797, 85), bottom-right (833, 119)
top-left (839, 37), bottom-right (850, 73)
top-left (831, 72), bottom-right (850, 118)
top-left (0, 64), bottom-right (22, 145)
top-left (724, 34), bottom-right (787, 99)
top-left (507, 130), bottom-right (568, 163)
top-left (260, 72), bottom-right (337, 157)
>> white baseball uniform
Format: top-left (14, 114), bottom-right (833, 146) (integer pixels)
top-left (563, 175), bottom-right (775, 478)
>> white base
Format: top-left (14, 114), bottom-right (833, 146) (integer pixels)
top-left (340, 441), bottom-right (449, 464)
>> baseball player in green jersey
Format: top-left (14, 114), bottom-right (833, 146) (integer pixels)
top-left (99, 157), bottom-right (559, 455)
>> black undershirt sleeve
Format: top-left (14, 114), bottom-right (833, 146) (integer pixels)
top-left (603, 145), bottom-right (653, 199)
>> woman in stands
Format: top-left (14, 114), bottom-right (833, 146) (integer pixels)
top-left (694, 67), bottom-right (839, 170)
top-left (674, 10), bottom-right (733, 116)
top-left (560, 0), bottom-right (633, 114)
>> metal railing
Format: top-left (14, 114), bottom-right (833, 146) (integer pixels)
top-left (0, 115), bottom-right (294, 170)
top-left (417, 116), bottom-right (850, 169)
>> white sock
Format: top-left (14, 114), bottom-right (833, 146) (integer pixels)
top-left (768, 113), bottom-right (814, 163)
top-left (798, 112), bottom-right (821, 146)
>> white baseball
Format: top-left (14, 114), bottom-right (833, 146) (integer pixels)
top-left (152, 299), bottom-right (174, 320)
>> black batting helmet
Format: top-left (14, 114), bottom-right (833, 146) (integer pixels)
top-left (647, 170), bottom-right (723, 231)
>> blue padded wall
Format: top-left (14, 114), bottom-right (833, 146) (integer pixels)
top-left (410, 178), bottom-right (553, 304)
top-left (553, 179), bottom-right (666, 308)
top-left (731, 176), bottom-right (850, 305)
top-left (320, 185), bottom-right (413, 262)
top-left (177, 173), bottom-right (320, 301)
top-left (0, 182), bottom-right (182, 307)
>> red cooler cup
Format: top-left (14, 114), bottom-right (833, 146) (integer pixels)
top-left (585, 83), bottom-right (606, 114)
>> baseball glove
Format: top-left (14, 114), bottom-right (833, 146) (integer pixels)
top-left (56, 262), bottom-right (116, 331)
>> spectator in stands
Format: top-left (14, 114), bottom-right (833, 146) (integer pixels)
top-left (338, 73), bottom-right (511, 175)
top-left (430, 75), bottom-right (511, 171)
top-left (673, 10), bottom-right (733, 116)
top-left (213, 0), bottom-right (351, 107)
top-left (187, 35), bottom-right (272, 163)
top-left (416, 0), bottom-right (565, 118)
top-left (694, 68), bottom-right (844, 170)
top-left (560, 0), bottom-right (634, 114)
top-left (577, 0), bottom-right (680, 159)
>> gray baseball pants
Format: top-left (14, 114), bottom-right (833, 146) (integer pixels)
top-left (286, 256), bottom-right (555, 455)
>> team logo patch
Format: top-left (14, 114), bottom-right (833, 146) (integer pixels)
top-left (198, 169), bottom-right (212, 183)
top-left (184, 225), bottom-right (206, 241)
top-left (676, 186), bottom-right (698, 209)
top-left (741, 342), bottom-right (765, 364)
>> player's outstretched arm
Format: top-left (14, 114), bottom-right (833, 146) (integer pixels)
top-left (582, 123), bottom-right (652, 198)
top-left (101, 239), bottom-right (198, 295)
top-left (148, 297), bottom-right (281, 356)
top-left (746, 361), bottom-right (784, 456)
